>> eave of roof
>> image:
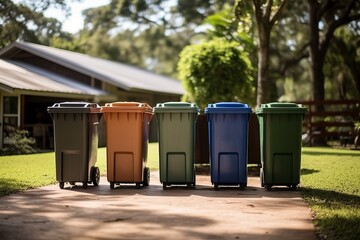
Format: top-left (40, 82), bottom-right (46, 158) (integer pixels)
top-left (0, 59), bottom-right (108, 96)
top-left (0, 41), bottom-right (184, 96)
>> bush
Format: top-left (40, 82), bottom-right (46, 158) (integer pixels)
top-left (0, 130), bottom-right (38, 156)
top-left (177, 38), bottom-right (255, 109)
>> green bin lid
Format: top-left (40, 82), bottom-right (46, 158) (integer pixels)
top-left (255, 102), bottom-right (307, 115)
top-left (153, 102), bottom-right (199, 113)
top-left (47, 102), bottom-right (101, 114)
top-left (205, 102), bottom-right (252, 114)
top-left (100, 102), bottom-right (153, 114)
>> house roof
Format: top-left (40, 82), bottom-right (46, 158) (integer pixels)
top-left (0, 41), bottom-right (184, 95)
top-left (0, 59), bottom-right (107, 96)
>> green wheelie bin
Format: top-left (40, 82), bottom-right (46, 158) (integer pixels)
top-left (256, 102), bottom-right (307, 191)
top-left (153, 102), bottom-right (199, 190)
top-left (48, 102), bottom-right (102, 189)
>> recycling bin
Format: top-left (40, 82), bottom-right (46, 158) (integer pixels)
top-left (256, 102), bottom-right (307, 190)
top-left (48, 102), bottom-right (102, 189)
top-left (205, 102), bottom-right (252, 190)
top-left (153, 102), bottom-right (199, 189)
top-left (101, 102), bottom-right (153, 189)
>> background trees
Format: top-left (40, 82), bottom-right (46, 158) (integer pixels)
top-left (1, 0), bottom-right (359, 106)
top-left (0, 0), bottom-right (69, 48)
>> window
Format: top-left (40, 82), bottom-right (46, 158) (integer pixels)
top-left (3, 96), bottom-right (19, 144)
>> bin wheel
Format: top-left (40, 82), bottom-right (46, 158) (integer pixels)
top-left (214, 184), bottom-right (219, 191)
top-left (136, 183), bottom-right (141, 189)
top-left (83, 182), bottom-right (88, 189)
top-left (59, 182), bottom-right (65, 189)
top-left (69, 182), bottom-right (76, 186)
top-left (290, 185), bottom-right (298, 191)
top-left (143, 167), bottom-right (150, 186)
top-left (91, 167), bottom-right (100, 186)
top-left (162, 183), bottom-right (167, 190)
top-left (239, 184), bottom-right (246, 190)
top-left (110, 182), bottom-right (115, 189)
top-left (265, 185), bottom-right (272, 191)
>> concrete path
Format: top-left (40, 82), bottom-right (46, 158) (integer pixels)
top-left (0, 172), bottom-right (317, 240)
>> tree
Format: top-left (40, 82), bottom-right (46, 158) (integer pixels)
top-left (77, 0), bottom-right (234, 76)
top-left (177, 39), bottom-right (255, 109)
top-left (0, 0), bottom-right (70, 48)
top-left (234, 0), bottom-right (288, 107)
top-left (307, 0), bottom-right (360, 109)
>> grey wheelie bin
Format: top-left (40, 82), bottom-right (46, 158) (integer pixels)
top-left (205, 102), bottom-right (252, 190)
top-left (256, 102), bottom-right (307, 191)
top-left (153, 102), bottom-right (199, 190)
top-left (48, 102), bottom-right (102, 189)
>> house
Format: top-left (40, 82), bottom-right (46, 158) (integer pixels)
top-left (0, 41), bottom-right (184, 149)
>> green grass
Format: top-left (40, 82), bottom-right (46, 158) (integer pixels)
top-left (0, 152), bottom-right (56, 196)
top-left (301, 147), bottom-right (360, 240)
top-left (0, 143), bottom-right (160, 196)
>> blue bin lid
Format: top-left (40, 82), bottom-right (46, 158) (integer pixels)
top-left (255, 102), bottom-right (308, 115)
top-left (47, 102), bottom-right (101, 114)
top-left (153, 102), bottom-right (199, 113)
top-left (205, 102), bottom-right (252, 114)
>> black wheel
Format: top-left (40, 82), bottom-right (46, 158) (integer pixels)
top-left (239, 184), bottom-right (245, 190)
top-left (265, 185), bottom-right (272, 191)
top-left (91, 167), bottom-right (100, 186)
top-left (59, 182), bottom-right (65, 189)
top-left (136, 183), bottom-right (141, 189)
top-left (162, 183), bottom-right (167, 190)
top-left (69, 182), bottom-right (76, 186)
top-left (214, 184), bottom-right (219, 190)
top-left (110, 182), bottom-right (115, 189)
top-left (143, 167), bottom-right (150, 186)
top-left (83, 182), bottom-right (88, 189)
top-left (290, 185), bottom-right (298, 191)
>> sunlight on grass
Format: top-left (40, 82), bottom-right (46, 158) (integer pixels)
top-left (0, 143), bottom-right (160, 196)
top-left (301, 147), bottom-right (360, 240)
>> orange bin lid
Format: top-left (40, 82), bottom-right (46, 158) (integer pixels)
top-left (100, 102), bottom-right (153, 114)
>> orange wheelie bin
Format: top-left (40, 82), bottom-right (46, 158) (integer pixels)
top-left (101, 102), bottom-right (153, 189)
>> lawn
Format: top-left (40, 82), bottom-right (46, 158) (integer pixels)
top-left (301, 147), bottom-right (360, 240)
top-left (0, 143), bottom-right (160, 196)
top-left (0, 145), bottom-right (359, 240)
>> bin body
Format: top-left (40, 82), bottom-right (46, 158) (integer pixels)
top-left (205, 102), bottom-right (252, 188)
top-left (154, 102), bottom-right (199, 188)
top-left (101, 102), bottom-right (153, 187)
top-left (256, 102), bottom-right (307, 189)
top-left (48, 102), bottom-right (102, 187)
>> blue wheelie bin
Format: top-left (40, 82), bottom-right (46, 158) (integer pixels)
top-left (205, 102), bottom-right (252, 190)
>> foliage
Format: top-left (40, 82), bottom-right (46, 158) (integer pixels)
top-left (301, 147), bottom-right (360, 240)
top-left (0, 0), bottom-right (71, 48)
top-left (0, 130), bottom-right (38, 156)
top-left (178, 38), bottom-right (255, 109)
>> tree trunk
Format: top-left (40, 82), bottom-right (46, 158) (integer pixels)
top-left (308, 0), bottom-right (327, 145)
top-left (256, 19), bottom-right (271, 107)
top-left (308, 0), bottom-right (325, 111)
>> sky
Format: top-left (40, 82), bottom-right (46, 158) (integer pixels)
top-left (44, 0), bottom-right (110, 34)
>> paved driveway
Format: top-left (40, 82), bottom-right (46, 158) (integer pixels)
top-left (0, 172), bottom-right (317, 240)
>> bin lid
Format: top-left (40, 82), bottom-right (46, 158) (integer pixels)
top-left (255, 102), bottom-right (308, 115)
top-left (153, 102), bottom-right (199, 113)
top-left (205, 102), bottom-right (252, 114)
top-left (100, 102), bottom-right (153, 114)
top-left (47, 102), bottom-right (101, 114)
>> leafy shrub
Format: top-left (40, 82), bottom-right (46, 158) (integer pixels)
top-left (0, 130), bottom-right (38, 156)
top-left (177, 38), bottom-right (255, 109)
